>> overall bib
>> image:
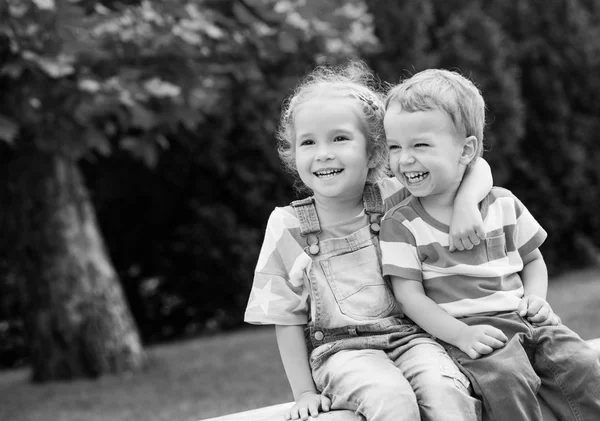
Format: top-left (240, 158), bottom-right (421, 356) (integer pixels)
top-left (290, 184), bottom-right (481, 421)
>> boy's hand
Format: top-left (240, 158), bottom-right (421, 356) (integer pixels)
top-left (518, 295), bottom-right (560, 326)
top-left (457, 325), bottom-right (507, 359)
top-left (285, 391), bottom-right (331, 420)
top-left (449, 203), bottom-right (486, 252)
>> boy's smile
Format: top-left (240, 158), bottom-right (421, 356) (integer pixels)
top-left (404, 171), bottom-right (430, 186)
top-left (384, 105), bottom-right (471, 207)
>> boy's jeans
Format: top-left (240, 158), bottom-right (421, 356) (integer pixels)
top-left (310, 327), bottom-right (481, 421)
top-left (442, 311), bottom-right (600, 421)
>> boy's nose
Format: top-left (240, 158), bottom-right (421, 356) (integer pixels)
top-left (399, 151), bottom-right (415, 165)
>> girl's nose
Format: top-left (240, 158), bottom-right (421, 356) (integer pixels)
top-left (315, 146), bottom-right (334, 161)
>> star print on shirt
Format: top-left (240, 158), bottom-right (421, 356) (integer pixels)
top-left (247, 278), bottom-right (285, 315)
top-left (291, 288), bottom-right (309, 313)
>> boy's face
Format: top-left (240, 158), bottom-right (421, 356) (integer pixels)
top-left (384, 104), bottom-right (470, 202)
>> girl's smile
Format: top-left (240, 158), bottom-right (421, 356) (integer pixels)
top-left (313, 168), bottom-right (344, 178)
top-left (293, 97), bottom-right (373, 210)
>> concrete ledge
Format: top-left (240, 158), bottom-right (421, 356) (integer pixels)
top-left (201, 402), bottom-right (361, 421)
top-left (203, 338), bottom-right (600, 421)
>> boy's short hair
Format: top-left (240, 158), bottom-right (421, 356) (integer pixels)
top-left (385, 69), bottom-right (485, 162)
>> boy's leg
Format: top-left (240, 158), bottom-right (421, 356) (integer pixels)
top-left (394, 338), bottom-right (481, 421)
top-left (442, 313), bottom-right (543, 421)
top-left (533, 323), bottom-right (600, 421)
top-left (312, 348), bottom-right (419, 421)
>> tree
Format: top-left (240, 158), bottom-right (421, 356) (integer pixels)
top-left (484, 0), bottom-right (600, 269)
top-left (0, 0), bottom-right (379, 380)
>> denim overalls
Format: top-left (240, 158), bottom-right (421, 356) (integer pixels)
top-left (290, 183), bottom-right (481, 421)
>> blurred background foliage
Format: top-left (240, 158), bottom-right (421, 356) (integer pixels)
top-left (1, 0), bottom-right (600, 373)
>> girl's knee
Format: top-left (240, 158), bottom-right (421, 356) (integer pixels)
top-left (359, 387), bottom-right (419, 420)
top-left (414, 352), bottom-right (471, 395)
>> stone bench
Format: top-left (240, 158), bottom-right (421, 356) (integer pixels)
top-left (202, 338), bottom-right (600, 421)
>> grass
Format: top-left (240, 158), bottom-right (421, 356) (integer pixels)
top-left (1, 268), bottom-right (599, 421)
top-left (0, 326), bottom-right (291, 421)
top-left (546, 267), bottom-right (600, 340)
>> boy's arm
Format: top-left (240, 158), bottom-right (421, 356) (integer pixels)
top-left (517, 249), bottom-right (559, 326)
top-left (391, 277), bottom-right (507, 359)
top-left (275, 325), bottom-right (330, 420)
top-left (521, 248), bottom-right (548, 298)
top-left (450, 158), bottom-right (493, 252)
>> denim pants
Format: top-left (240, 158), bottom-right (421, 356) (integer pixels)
top-left (441, 311), bottom-right (600, 421)
top-left (308, 319), bottom-right (482, 421)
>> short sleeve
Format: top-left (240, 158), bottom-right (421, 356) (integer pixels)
top-left (378, 177), bottom-right (411, 211)
top-left (244, 208), bottom-right (311, 326)
top-left (379, 211), bottom-right (423, 282)
top-left (513, 195), bottom-right (547, 257)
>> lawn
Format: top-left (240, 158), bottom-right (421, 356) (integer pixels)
top-left (1, 268), bottom-right (599, 421)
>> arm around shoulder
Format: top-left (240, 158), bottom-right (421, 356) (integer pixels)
top-left (450, 158), bottom-right (493, 251)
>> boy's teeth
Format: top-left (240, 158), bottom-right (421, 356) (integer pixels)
top-left (404, 171), bottom-right (428, 181)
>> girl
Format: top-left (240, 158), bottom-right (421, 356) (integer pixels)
top-left (245, 62), bottom-right (490, 421)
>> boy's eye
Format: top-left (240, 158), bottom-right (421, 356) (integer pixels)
top-left (299, 139), bottom-right (314, 146)
top-left (415, 143), bottom-right (429, 147)
top-left (388, 144), bottom-right (400, 150)
top-left (333, 135), bottom-right (349, 142)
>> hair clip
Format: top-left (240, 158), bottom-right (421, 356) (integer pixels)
top-left (359, 94), bottom-right (379, 111)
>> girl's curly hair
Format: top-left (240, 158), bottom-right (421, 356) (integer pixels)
top-left (277, 61), bottom-right (389, 196)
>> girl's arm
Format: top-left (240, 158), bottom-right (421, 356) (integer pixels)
top-left (275, 325), bottom-right (330, 420)
top-left (391, 277), bottom-right (507, 359)
top-left (450, 158), bottom-right (493, 251)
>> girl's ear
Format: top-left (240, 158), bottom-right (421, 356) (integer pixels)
top-left (367, 148), bottom-right (381, 169)
top-left (460, 135), bottom-right (479, 165)
top-left (368, 156), bottom-right (378, 169)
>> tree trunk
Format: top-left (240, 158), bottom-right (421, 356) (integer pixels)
top-left (7, 149), bottom-right (145, 382)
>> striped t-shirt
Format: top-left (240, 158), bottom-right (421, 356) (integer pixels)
top-left (380, 187), bottom-right (547, 318)
top-left (245, 177), bottom-right (409, 326)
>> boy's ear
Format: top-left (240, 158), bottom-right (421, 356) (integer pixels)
top-left (460, 135), bottom-right (479, 165)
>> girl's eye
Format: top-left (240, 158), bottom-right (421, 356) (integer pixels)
top-left (415, 143), bottom-right (429, 148)
top-left (299, 139), bottom-right (314, 146)
top-left (388, 144), bottom-right (400, 150)
top-left (333, 135), bottom-right (349, 142)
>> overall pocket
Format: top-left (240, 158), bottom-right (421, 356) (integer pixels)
top-left (320, 243), bottom-right (395, 320)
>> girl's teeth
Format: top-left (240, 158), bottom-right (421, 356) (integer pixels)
top-left (315, 169), bottom-right (342, 178)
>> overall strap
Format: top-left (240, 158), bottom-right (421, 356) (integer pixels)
top-left (290, 197), bottom-right (321, 255)
top-left (363, 183), bottom-right (384, 234)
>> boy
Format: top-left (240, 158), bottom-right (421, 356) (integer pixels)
top-left (379, 68), bottom-right (600, 421)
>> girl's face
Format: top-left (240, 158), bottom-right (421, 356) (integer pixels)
top-left (294, 97), bottom-right (373, 205)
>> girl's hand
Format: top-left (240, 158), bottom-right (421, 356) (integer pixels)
top-left (518, 295), bottom-right (561, 326)
top-left (449, 202), bottom-right (486, 252)
top-left (284, 391), bottom-right (331, 420)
